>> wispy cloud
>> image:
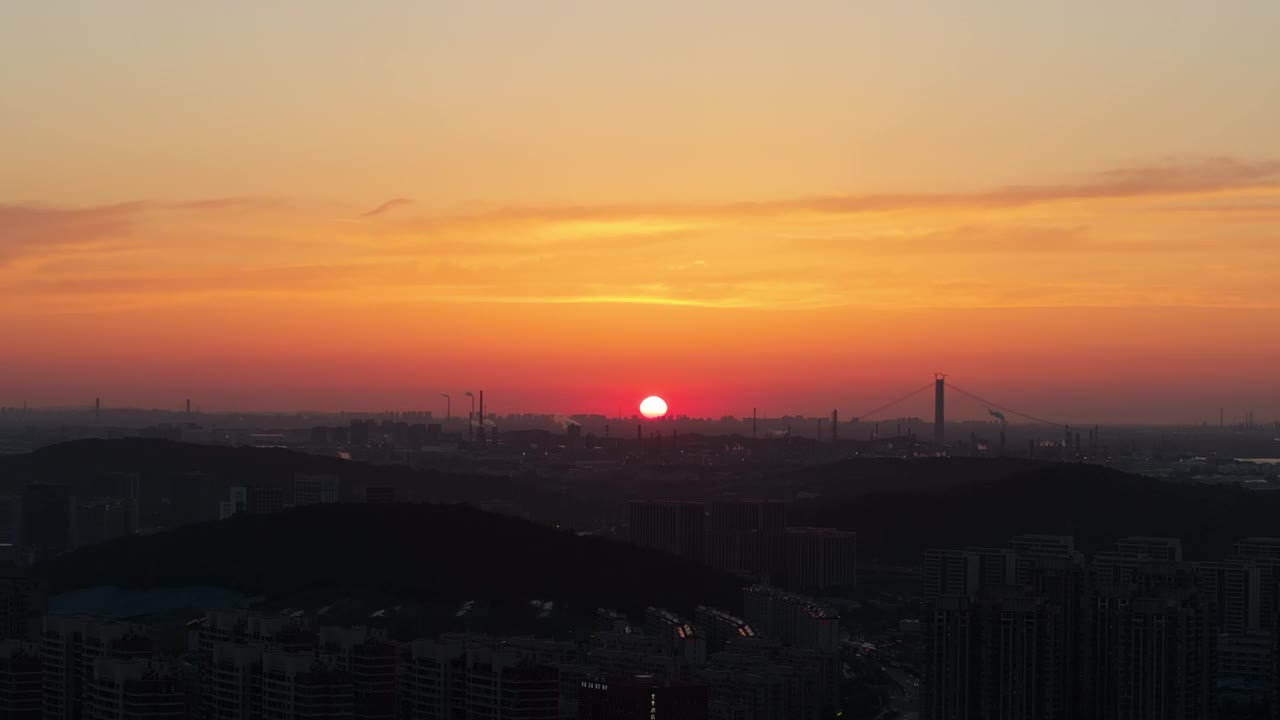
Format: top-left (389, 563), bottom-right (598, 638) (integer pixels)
top-left (4, 158), bottom-right (1279, 314)
top-left (379, 157), bottom-right (1280, 231)
top-left (0, 202), bottom-right (143, 266)
top-left (165, 197), bottom-right (278, 212)
top-left (360, 197), bottom-right (415, 218)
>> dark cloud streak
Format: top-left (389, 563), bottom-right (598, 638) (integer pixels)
top-left (361, 197), bottom-right (415, 218)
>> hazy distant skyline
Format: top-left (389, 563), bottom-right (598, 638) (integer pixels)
top-left (3, 1), bottom-right (1280, 422)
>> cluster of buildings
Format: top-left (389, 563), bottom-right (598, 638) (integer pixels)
top-left (216, 473), bottom-right (358, 520)
top-left (5, 472), bottom-right (406, 564)
top-left (308, 419), bottom-right (453, 452)
top-left (922, 534), bottom-right (1280, 719)
top-left (4, 478), bottom-right (144, 565)
top-left (0, 577), bottom-right (844, 719)
top-left (627, 500), bottom-right (856, 593)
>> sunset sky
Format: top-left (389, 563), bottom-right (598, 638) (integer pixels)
top-left (3, 1), bottom-right (1279, 422)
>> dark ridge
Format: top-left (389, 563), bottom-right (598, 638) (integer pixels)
top-left (5, 437), bottom-right (379, 480)
top-left (39, 502), bottom-right (743, 616)
top-left (790, 462), bottom-right (1280, 564)
top-left (0, 438), bottom-right (589, 527)
top-left (763, 456), bottom-right (1051, 498)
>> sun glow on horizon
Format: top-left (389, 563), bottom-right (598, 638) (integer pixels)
top-left (640, 396), bottom-right (669, 419)
top-left (1, 2), bottom-right (1278, 420)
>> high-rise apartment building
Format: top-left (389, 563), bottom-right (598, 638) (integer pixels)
top-left (42, 616), bottom-right (154, 720)
top-left (465, 648), bottom-right (560, 720)
top-left (924, 596), bottom-right (974, 720)
top-left (0, 577), bottom-right (46, 642)
top-left (260, 652), bottom-right (353, 720)
top-left (193, 610), bottom-right (248, 668)
top-left (1086, 586), bottom-right (1214, 720)
top-left (784, 527), bottom-right (856, 591)
top-left (627, 502), bottom-right (706, 564)
top-left (695, 637), bottom-right (837, 720)
top-left (293, 475), bottom-right (340, 506)
top-left (206, 643), bottom-right (263, 720)
top-left (349, 421), bottom-right (371, 447)
top-left (1197, 546), bottom-right (1280, 636)
top-left (1009, 534), bottom-right (1080, 587)
top-left (84, 659), bottom-right (185, 720)
top-left (318, 626), bottom-right (396, 720)
top-left (248, 486), bottom-right (285, 515)
top-left (70, 497), bottom-right (137, 550)
top-left (705, 501), bottom-right (785, 581)
top-left (1233, 537), bottom-right (1280, 560)
top-left (0, 640), bottom-right (41, 719)
top-left (643, 607), bottom-right (704, 661)
top-left (741, 586), bottom-right (838, 653)
top-left (925, 585), bottom-right (1082, 720)
top-left (356, 486), bottom-right (396, 504)
top-left (694, 606), bottom-right (756, 653)
top-left (19, 484), bottom-right (70, 560)
top-left (923, 547), bottom-right (1016, 602)
top-left (398, 637), bottom-right (465, 718)
top-left (1114, 536), bottom-right (1183, 562)
top-left (923, 535), bottom-right (1214, 720)
top-left (399, 637), bottom-right (560, 720)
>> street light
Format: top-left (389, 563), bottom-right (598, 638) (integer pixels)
top-left (439, 393), bottom-right (450, 421)
top-left (464, 392), bottom-right (475, 442)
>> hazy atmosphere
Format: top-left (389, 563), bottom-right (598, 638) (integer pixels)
top-left (4, 1), bottom-right (1280, 420)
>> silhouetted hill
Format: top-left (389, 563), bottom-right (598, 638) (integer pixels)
top-left (18, 437), bottom-right (351, 477)
top-left (16, 439), bottom-right (1278, 579)
top-left (759, 456), bottom-right (1050, 499)
top-left (41, 502), bottom-right (743, 616)
top-left (790, 463), bottom-right (1280, 564)
top-left (0, 438), bottom-right (589, 527)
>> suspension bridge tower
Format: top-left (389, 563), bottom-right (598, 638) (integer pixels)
top-left (934, 374), bottom-right (946, 446)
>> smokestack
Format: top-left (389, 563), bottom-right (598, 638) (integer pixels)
top-left (752, 408), bottom-right (757, 440)
top-left (477, 391), bottom-right (485, 445)
top-left (186, 399), bottom-right (191, 415)
top-left (832, 409), bottom-right (838, 442)
top-left (637, 424), bottom-right (642, 442)
top-left (605, 424), bottom-right (609, 439)
top-left (934, 374), bottom-right (945, 446)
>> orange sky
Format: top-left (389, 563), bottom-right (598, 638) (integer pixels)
top-left (3, 2), bottom-right (1279, 422)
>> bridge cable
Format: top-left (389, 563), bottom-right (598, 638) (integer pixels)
top-left (946, 382), bottom-right (1064, 427)
top-left (852, 382), bottom-right (935, 421)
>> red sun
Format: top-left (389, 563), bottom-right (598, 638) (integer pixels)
top-left (639, 396), bottom-right (668, 419)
